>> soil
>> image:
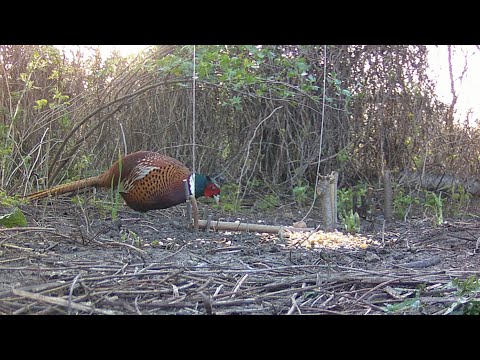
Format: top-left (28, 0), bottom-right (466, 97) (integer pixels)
top-left (1, 196), bottom-right (480, 315)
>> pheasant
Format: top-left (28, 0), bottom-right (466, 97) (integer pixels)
top-left (25, 151), bottom-right (221, 212)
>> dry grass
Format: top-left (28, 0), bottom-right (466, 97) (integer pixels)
top-left (2, 200), bottom-right (480, 315)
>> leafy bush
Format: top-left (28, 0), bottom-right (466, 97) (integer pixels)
top-left (444, 276), bottom-right (480, 315)
top-left (337, 184), bottom-right (368, 218)
top-left (216, 184), bottom-right (242, 213)
top-left (0, 208), bottom-right (27, 228)
top-left (393, 189), bottom-right (420, 220)
top-left (339, 209), bottom-right (361, 233)
top-left (256, 194), bottom-right (280, 211)
top-left (424, 191), bottom-right (443, 225)
top-left (292, 184), bottom-right (309, 207)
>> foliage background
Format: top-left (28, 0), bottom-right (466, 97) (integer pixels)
top-left (1, 45), bottom-right (478, 209)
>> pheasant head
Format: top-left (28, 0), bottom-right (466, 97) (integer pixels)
top-left (190, 174), bottom-right (221, 205)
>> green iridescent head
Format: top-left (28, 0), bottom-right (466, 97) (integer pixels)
top-left (189, 173), bottom-right (221, 204)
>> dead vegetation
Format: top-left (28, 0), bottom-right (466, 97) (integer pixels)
top-left (2, 45), bottom-right (480, 315)
top-left (1, 200), bottom-right (480, 315)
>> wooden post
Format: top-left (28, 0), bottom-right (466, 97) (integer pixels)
top-left (317, 171), bottom-right (338, 231)
top-left (317, 176), bottom-right (331, 230)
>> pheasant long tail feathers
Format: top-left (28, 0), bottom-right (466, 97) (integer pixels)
top-left (25, 176), bottom-right (100, 202)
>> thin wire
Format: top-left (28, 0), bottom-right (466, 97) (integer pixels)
top-left (301, 44), bottom-right (327, 222)
top-left (192, 45), bottom-right (196, 177)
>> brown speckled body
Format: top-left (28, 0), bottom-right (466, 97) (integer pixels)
top-left (26, 151), bottom-right (193, 212)
top-left (107, 152), bottom-right (191, 212)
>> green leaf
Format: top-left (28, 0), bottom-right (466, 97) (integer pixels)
top-left (383, 297), bottom-right (420, 313)
top-left (0, 208), bottom-right (27, 228)
top-left (34, 98), bottom-right (48, 110)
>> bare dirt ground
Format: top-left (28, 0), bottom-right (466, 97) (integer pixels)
top-left (1, 197), bottom-right (480, 315)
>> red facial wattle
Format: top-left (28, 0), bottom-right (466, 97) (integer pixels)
top-left (204, 184), bottom-right (220, 204)
top-left (204, 184), bottom-right (220, 197)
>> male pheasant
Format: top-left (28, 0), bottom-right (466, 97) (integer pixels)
top-left (25, 151), bottom-right (221, 212)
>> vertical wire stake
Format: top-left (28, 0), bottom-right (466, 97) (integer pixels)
top-left (190, 195), bottom-right (199, 232)
top-left (183, 179), bottom-right (192, 230)
top-left (205, 214), bottom-right (212, 232)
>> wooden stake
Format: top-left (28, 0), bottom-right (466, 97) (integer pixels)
top-left (183, 180), bottom-right (192, 230)
top-left (190, 195), bottom-right (199, 232)
top-left (205, 214), bottom-right (213, 232)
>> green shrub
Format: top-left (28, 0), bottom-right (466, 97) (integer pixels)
top-left (256, 194), bottom-right (280, 211)
top-left (216, 183), bottom-right (242, 212)
top-left (339, 209), bottom-right (360, 233)
top-left (424, 191), bottom-right (443, 225)
top-left (393, 189), bottom-right (420, 220)
top-left (292, 184), bottom-right (309, 207)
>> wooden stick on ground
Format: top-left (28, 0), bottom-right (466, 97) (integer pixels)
top-left (197, 220), bottom-right (314, 234)
top-left (0, 227), bottom-right (56, 233)
top-left (12, 288), bottom-right (120, 315)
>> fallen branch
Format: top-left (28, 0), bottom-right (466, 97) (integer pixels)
top-left (0, 243), bottom-right (35, 252)
top-left (0, 227), bottom-right (56, 233)
top-left (12, 288), bottom-right (121, 315)
top-left (198, 220), bottom-right (314, 234)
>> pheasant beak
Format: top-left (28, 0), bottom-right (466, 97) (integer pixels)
top-left (213, 194), bottom-right (220, 205)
